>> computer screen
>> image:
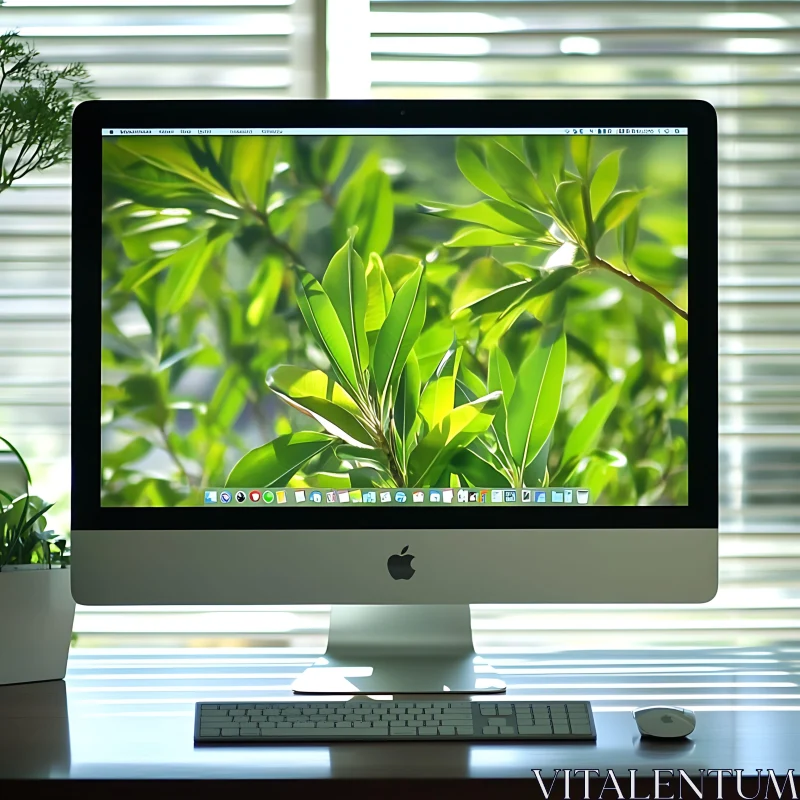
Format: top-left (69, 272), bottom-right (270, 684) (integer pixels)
top-left (99, 126), bottom-right (688, 511)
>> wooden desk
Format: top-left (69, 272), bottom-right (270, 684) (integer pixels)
top-left (1, 646), bottom-right (799, 794)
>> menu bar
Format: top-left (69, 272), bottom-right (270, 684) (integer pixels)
top-left (202, 487), bottom-right (592, 506)
top-left (102, 127), bottom-right (688, 137)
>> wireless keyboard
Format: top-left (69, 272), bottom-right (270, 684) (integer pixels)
top-left (195, 700), bottom-right (596, 742)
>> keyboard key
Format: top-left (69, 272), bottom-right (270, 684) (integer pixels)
top-left (199, 728), bottom-right (221, 736)
top-left (482, 726), bottom-right (499, 735)
top-left (438, 727), bottom-right (456, 736)
top-left (487, 717), bottom-right (506, 725)
top-left (221, 728), bottom-right (240, 736)
top-left (519, 725), bottom-right (555, 735)
top-left (571, 724), bottom-right (592, 734)
top-left (391, 728), bottom-right (418, 736)
top-left (553, 724), bottom-right (571, 734)
top-left (418, 728), bottom-right (438, 736)
top-left (456, 727), bottom-right (474, 735)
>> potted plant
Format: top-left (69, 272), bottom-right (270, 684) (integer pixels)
top-left (0, 437), bottom-right (75, 685)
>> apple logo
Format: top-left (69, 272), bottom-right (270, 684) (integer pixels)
top-left (387, 546), bottom-right (415, 580)
top-left (661, 715), bottom-right (674, 724)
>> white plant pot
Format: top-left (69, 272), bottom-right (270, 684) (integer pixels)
top-left (0, 566), bottom-right (76, 685)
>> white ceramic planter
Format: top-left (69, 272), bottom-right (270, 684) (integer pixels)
top-left (0, 566), bottom-right (76, 685)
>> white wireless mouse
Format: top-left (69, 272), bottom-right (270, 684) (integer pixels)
top-left (633, 706), bottom-right (696, 738)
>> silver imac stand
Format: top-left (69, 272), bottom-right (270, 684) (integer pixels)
top-left (291, 605), bottom-right (506, 694)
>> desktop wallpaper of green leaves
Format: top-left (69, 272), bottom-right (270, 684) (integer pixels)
top-left (100, 133), bottom-right (688, 507)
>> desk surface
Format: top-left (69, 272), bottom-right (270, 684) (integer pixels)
top-left (1, 646), bottom-right (799, 783)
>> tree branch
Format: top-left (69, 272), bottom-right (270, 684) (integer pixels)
top-left (590, 257), bottom-right (688, 321)
top-left (247, 205), bottom-right (305, 267)
top-left (158, 426), bottom-right (193, 488)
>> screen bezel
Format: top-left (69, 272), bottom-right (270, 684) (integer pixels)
top-left (72, 99), bottom-right (718, 532)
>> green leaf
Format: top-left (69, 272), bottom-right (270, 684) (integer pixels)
top-left (618, 205), bottom-right (640, 266)
top-left (394, 350), bottom-right (421, 468)
top-left (449, 448), bottom-right (511, 488)
top-left (630, 239), bottom-right (686, 286)
top-left (266, 365), bottom-right (373, 448)
top-left (373, 264), bottom-right (427, 404)
top-left (0, 435), bottom-right (31, 486)
top-left (561, 383), bottom-right (621, 468)
top-left (225, 432), bottom-right (335, 488)
top-left (118, 374), bottom-right (169, 427)
top-left (413, 319), bottom-right (455, 383)
top-left (452, 279), bottom-right (530, 318)
top-left (313, 136), bottom-right (352, 184)
top-left (484, 139), bottom-right (551, 213)
top-left (294, 264), bottom-right (360, 394)
top-left (555, 180), bottom-right (586, 244)
top-left (266, 365), bottom-right (360, 417)
top-left (333, 157), bottom-right (393, 256)
top-left (523, 431), bottom-right (552, 488)
top-left (334, 444), bottom-right (389, 471)
top-left (364, 252), bottom-right (394, 333)
top-left (507, 331), bottom-right (567, 469)
top-left (102, 437), bottom-right (152, 472)
top-left (419, 344), bottom-right (462, 429)
top-left (455, 138), bottom-right (513, 205)
top-left (349, 467), bottom-right (392, 489)
top-left (407, 391), bottom-right (502, 486)
top-left (457, 266), bottom-right (579, 320)
top-left (220, 136), bottom-right (279, 213)
top-left (524, 136), bottom-right (565, 193)
top-left (382, 253), bottom-right (421, 293)
top-left (451, 257), bottom-right (523, 314)
top-left (417, 200), bottom-right (550, 238)
top-left (207, 366), bottom-right (249, 431)
top-left (162, 233), bottom-right (229, 315)
top-left (322, 235), bottom-right (369, 375)
top-left (247, 254), bottom-right (283, 327)
top-left (457, 367), bottom-right (487, 401)
top-left (590, 149), bottom-right (622, 217)
top-left (570, 136), bottom-right (592, 181)
top-left (595, 190), bottom-right (644, 239)
top-left (115, 136), bottom-right (233, 201)
top-left (488, 344), bottom-right (515, 461)
top-left (443, 227), bottom-right (526, 248)
top-left (488, 344), bottom-right (515, 400)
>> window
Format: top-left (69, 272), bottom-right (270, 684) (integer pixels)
top-left (3, 0), bottom-right (798, 646)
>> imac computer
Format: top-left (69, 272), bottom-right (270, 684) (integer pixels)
top-left (71, 100), bottom-right (718, 694)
